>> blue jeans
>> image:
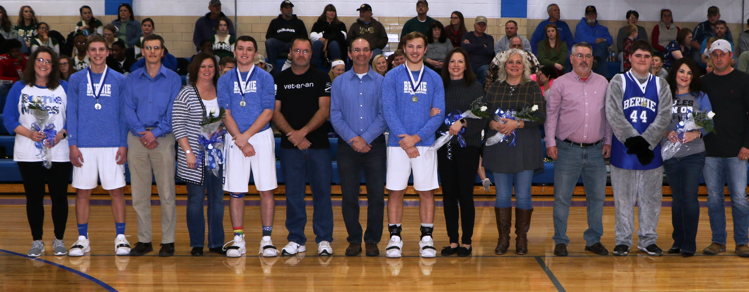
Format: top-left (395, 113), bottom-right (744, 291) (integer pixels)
top-left (265, 38), bottom-right (291, 73)
top-left (494, 170), bottom-right (534, 209)
top-left (704, 157), bottom-right (749, 245)
top-left (185, 166), bottom-right (225, 249)
top-left (371, 48), bottom-right (383, 59)
top-left (474, 64), bottom-right (489, 88)
top-left (337, 137), bottom-right (386, 244)
top-left (280, 148), bottom-right (334, 245)
top-left (312, 40), bottom-right (342, 68)
top-left (593, 43), bottom-right (609, 78)
top-left (552, 140), bottom-right (606, 246)
top-left (664, 152), bottom-right (705, 253)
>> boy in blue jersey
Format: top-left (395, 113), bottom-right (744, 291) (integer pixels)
top-left (382, 31), bottom-right (445, 258)
top-left (218, 36), bottom-right (279, 258)
top-left (605, 40), bottom-right (672, 256)
top-left (66, 35), bottom-right (130, 257)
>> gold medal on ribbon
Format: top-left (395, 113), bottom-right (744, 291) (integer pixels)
top-left (412, 96), bottom-right (418, 103)
top-left (240, 100), bottom-right (246, 107)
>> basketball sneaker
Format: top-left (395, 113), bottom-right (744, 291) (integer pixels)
top-left (114, 234), bottom-right (131, 256)
top-left (419, 235), bottom-right (437, 258)
top-left (223, 234), bottom-right (247, 258)
top-left (386, 235), bottom-right (403, 258)
top-left (318, 241), bottom-right (333, 256)
top-left (68, 236), bottom-right (91, 257)
top-left (259, 236), bottom-right (279, 257)
top-left (281, 241), bottom-right (306, 256)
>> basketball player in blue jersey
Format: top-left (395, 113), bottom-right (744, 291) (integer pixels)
top-left (605, 40), bottom-right (672, 256)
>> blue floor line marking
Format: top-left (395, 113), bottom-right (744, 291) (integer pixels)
top-left (0, 249), bottom-right (117, 292)
top-left (535, 256), bottom-right (566, 292)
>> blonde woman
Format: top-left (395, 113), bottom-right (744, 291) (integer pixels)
top-left (328, 59), bottom-right (345, 81)
top-left (372, 54), bottom-right (387, 76)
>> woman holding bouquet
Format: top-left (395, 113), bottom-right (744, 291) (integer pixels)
top-left (483, 48), bottom-right (546, 255)
top-left (437, 48), bottom-right (487, 257)
top-left (662, 58), bottom-right (711, 257)
top-left (3, 47), bottom-right (71, 257)
top-left (172, 52), bottom-right (225, 256)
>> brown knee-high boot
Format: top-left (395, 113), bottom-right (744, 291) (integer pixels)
top-left (515, 208), bottom-right (533, 255)
top-left (494, 207), bottom-right (512, 255)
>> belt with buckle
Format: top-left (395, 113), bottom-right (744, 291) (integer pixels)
top-left (562, 139), bottom-right (602, 147)
top-left (145, 127), bottom-right (157, 131)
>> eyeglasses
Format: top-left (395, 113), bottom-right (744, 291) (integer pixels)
top-left (76, 41), bottom-right (87, 45)
top-left (292, 49), bottom-right (311, 55)
top-left (145, 45), bottom-right (162, 51)
top-left (37, 58), bottom-right (52, 64)
top-left (38, 27), bottom-right (48, 30)
top-left (352, 48), bottom-right (370, 53)
top-left (60, 62), bottom-right (69, 66)
top-left (574, 53), bottom-right (594, 60)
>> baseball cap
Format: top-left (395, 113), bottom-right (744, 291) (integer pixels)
top-left (280, 0), bottom-right (294, 8)
top-left (254, 54), bottom-right (266, 65)
top-left (209, 0), bottom-right (221, 6)
top-left (585, 5), bottom-right (597, 15)
top-left (475, 16), bottom-right (487, 24)
top-left (709, 39), bottom-right (732, 54)
top-left (708, 6), bottom-right (719, 15)
top-left (357, 4), bottom-right (372, 12)
top-left (417, 0), bottom-right (428, 6)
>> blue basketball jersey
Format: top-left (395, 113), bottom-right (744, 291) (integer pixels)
top-left (610, 71), bottom-right (663, 170)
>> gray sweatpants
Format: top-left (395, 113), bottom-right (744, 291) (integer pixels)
top-left (611, 165), bottom-right (663, 247)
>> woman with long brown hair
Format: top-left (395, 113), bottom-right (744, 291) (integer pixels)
top-left (310, 4), bottom-right (347, 68)
top-left (15, 5), bottom-right (38, 49)
top-left (445, 11), bottom-right (467, 48)
top-left (75, 6), bottom-right (103, 36)
top-left (537, 23), bottom-right (567, 75)
top-left (0, 5), bottom-right (18, 41)
top-left (58, 54), bottom-right (77, 81)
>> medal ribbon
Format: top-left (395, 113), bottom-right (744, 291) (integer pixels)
top-left (235, 65), bottom-right (256, 97)
top-left (403, 63), bottom-right (424, 97)
top-left (86, 66), bottom-right (109, 105)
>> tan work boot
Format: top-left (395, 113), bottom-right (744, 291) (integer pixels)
top-left (736, 244), bottom-right (749, 257)
top-left (702, 242), bottom-right (726, 255)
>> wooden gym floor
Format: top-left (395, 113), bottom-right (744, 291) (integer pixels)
top-left (1, 194), bottom-right (748, 292)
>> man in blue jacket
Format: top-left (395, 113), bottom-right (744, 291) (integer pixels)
top-left (530, 3), bottom-right (573, 55)
top-left (575, 5), bottom-right (613, 77)
top-left (192, 0), bottom-right (236, 52)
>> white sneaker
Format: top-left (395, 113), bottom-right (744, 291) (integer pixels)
top-left (223, 235), bottom-right (246, 258)
top-left (386, 236), bottom-right (403, 258)
top-left (317, 241), bottom-right (333, 256)
top-left (68, 236), bottom-right (90, 257)
top-left (419, 236), bottom-right (437, 258)
top-left (281, 241), bottom-right (306, 256)
top-left (259, 236), bottom-right (279, 257)
top-left (114, 234), bottom-right (131, 256)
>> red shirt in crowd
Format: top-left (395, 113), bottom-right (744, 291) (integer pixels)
top-left (0, 54), bottom-right (28, 83)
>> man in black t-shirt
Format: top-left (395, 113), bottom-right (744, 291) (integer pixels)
top-left (273, 36), bottom-right (334, 257)
top-left (266, 0), bottom-right (308, 73)
top-left (700, 40), bottom-right (749, 257)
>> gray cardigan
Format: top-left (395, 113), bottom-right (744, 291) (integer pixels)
top-left (426, 40), bottom-right (453, 63)
top-left (172, 86), bottom-right (221, 185)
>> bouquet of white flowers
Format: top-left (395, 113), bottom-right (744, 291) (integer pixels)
top-left (197, 108), bottom-right (227, 177)
top-left (28, 101), bottom-right (57, 169)
top-left (661, 109), bottom-right (715, 161)
top-left (485, 104), bottom-right (540, 146)
top-left (430, 97), bottom-right (489, 152)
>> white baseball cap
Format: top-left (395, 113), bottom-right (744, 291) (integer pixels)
top-left (709, 39), bottom-right (732, 54)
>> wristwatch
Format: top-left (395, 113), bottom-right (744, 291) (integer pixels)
top-left (459, 118), bottom-right (466, 125)
top-left (62, 131), bottom-right (67, 139)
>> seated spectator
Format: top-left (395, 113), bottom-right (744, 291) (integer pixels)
top-left (531, 65), bottom-right (558, 99)
top-left (111, 3), bottom-right (142, 48)
top-left (102, 24), bottom-right (117, 50)
top-left (134, 18), bottom-right (155, 59)
top-left (253, 54), bottom-right (274, 73)
top-left (389, 49), bottom-right (406, 71)
top-left (485, 38), bottom-right (540, 91)
top-left (574, 5), bottom-right (612, 77)
top-left (372, 53), bottom-right (387, 75)
top-left (30, 22), bottom-right (59, 55)
top-left (15, 5), bottom-right (38, 53)
top-left (650, 54), bottom-right (668, 78)
top-left (129, 39), bottom-right (178, 73)
top-left (107, 40), bottom-right (135, 74)
top-left (219, 56), bottom-right (236, 76)
top-left (310, 4), bottom-right (347, 68)
top-left (616, 10), bottom-right (648, 54)
top-left (495, 20), bottom-right (530, 54)
top-left (461, 16), bottom-right (494, 87)
top-left (0, 39), bottom-right (26, 84)
top-left (75, 6), bottom-right (103, 36)
top-left (445, 11), bottom-right (467, 49)
top-left (705, 57), bottom-right (714, 74)
top-left (0, 5), bottom-right (18, 42)
top-left (699, 20), bottom-right (734, 67)
top-left (700, 37), bottom-right (717, 65)
top-left (664, 28), bottom-right (692, 69)
top-left (510, 36), bottom-right (539, 73)
top-left (265, 0), bottom-right (307, 72)
top-left (530, 3), bottom-right (573, 55)
top-left (193, 0), bottom-right (235, 52)
top-left (328, 59), bottom-right (345, 81)
top-left (348, 4), bottom-right (387, 58)
top-left (58, 54), bottom-right (76, 81)
top-left (622, 24), bottom-right (638, 71)
top-left (425, 21), bottom-right (452, 71)
top-left (193, 40), bottom-right (220, 64)
top-left (72, 34), bottom-right (90, 70)
top-left (210, 17), bottom-right (235, 60)
top-left (691, 6), bottom-right (732, 64)
top-left (651, 9), bottom-right (679, 53)
top-left (400, 0), bottom-right (435, 38)
top-left (537, 23), bottom-right (567, 75)
top-left (739, 19), bottom-right (749, 56)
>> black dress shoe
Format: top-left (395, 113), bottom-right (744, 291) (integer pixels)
top-left (365, 243), bottom-right (379, 256)
top-left (457, 246), bottom-right (472, 257)
top-left (209, 247), bottom-right (227, 255)
top-left (667, 247), bottom-right (681, 254)
top-left (159, 243), bottom-right (175, 257)
top-left (130, 242), bottom-right (153, 256)
top-left (345, 243), bottom-right (362, 256)
top-left (441, 246), bottom-right (458, 256)
top-left (191, 247), bottom-right (203, 256)
top-left (681, 251), bottom-right (695, 258)
top-left (554, 243), bottom-right (568, 256)
top-left (585, 242), bottom-right (609, 255)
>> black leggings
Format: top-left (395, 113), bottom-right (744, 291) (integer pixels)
top-left (437, 145), bottom-right (480, 245)
top-left (18, 162), bottom-right (72, 240)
